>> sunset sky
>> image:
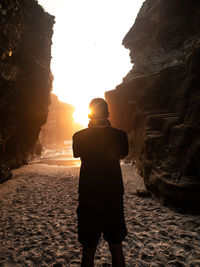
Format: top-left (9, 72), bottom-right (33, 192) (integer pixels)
top-left (38, 0), bottom-right (144, 125)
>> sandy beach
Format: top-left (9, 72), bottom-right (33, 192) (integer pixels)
top-left (0, 161), bottom-right (200, 266)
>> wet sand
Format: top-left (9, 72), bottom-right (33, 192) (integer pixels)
top-left (0, 163), bottom-right (200, 266)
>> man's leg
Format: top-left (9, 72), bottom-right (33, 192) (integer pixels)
top-left (108, 242), bottom-right (125, 267)
top-left (81, 246), bottom-right (97, 267)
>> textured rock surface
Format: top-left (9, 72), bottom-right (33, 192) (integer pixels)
top-left (105, 0), bottom-right (200, 212)
top-left (40, 94), bottom-right (75, 145)
top-left (0, 0), bottom-right (54, 182)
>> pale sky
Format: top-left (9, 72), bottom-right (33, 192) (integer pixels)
top-left (37, 0), bottom-right (144, 125)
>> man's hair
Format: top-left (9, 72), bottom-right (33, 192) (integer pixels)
top-left (89, 98), bottom-right (109, 119)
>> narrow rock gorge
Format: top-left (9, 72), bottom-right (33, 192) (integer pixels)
top-left (105, 0), bottom-right (200, 212)
top-left (0, 0), bottom-right (54, 182)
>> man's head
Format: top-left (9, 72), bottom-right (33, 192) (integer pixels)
top-left (88, 98), bottom-right (109, 119)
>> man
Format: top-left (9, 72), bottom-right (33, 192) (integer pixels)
top-left (73, 98), bottom-right (129, 267)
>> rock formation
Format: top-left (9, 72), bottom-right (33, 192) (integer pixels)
top-left (105, 0), bottom-right (200, 212)
top-left (0, 0), bottom-right (54, 182)
top-left (40, 94), bottom-right (75, 145)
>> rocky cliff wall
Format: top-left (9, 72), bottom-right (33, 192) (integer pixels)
top-left (0, 0), bottom-right (54, 182)
top-left (105, 0), bottom-right (200, 212)
top-left (40, 94), bottom-right (75, 145)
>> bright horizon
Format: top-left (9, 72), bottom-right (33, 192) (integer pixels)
top-left (38, 0), bottom-right (144, 126)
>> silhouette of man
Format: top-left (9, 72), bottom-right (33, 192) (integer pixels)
top-left (73, 98), bottom-right (129, 267)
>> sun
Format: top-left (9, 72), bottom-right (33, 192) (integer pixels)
top-left (73, 107), bottom-right (91, 127)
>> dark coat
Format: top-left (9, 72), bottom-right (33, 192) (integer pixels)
top-left (72, 126), bottom-right (129, 201)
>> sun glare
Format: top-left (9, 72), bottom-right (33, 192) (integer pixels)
top-left (37, 0), bottom-right (144, 127)
top-left (73, 107), bottom-right (91, 127)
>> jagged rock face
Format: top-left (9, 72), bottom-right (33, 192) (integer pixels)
top-left (40, 94), bottom-right (75, 145)
top-left (0, 0), bottom-right (54, 182)
top-left (105, 0), bottom-right (200, 212)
